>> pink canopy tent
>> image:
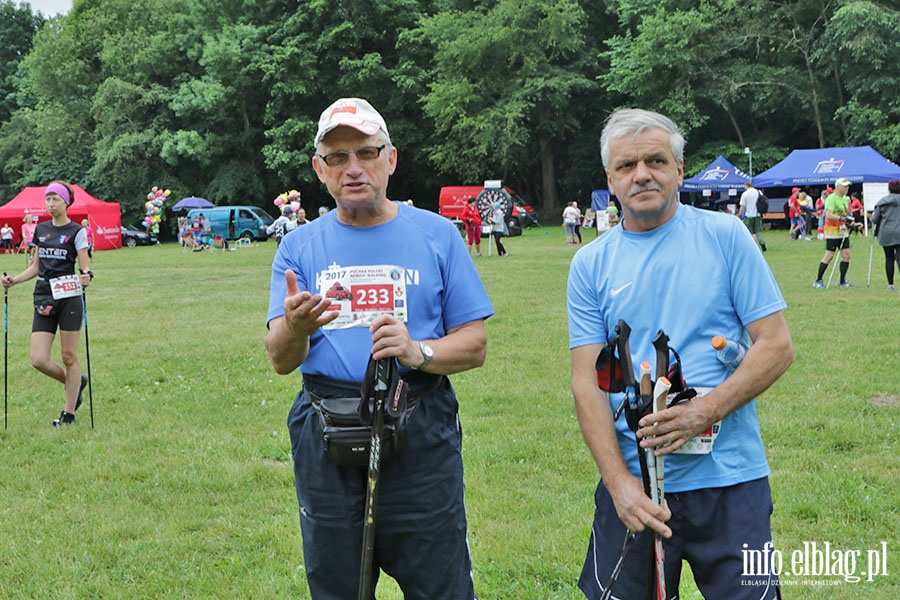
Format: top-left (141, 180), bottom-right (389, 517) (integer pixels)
top-left (0, 184), bottom-right (122, 250)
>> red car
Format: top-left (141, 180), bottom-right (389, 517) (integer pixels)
top-left (325, 282), bottom-right (352, 301)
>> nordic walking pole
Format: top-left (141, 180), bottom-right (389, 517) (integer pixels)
top-left (825, 226), bottom-right (849, 289)
top-left (81, 288), bottom-right (94, 429)
top-left (358, 357), bottom-right (392, 600)
top-left (650, 377), bottom-right (672, 599)
top-left (825, 253), bottom-right (840, 288)
top-left (3, 272), bottom-right (8, 430)
top-left (640, 362), bottom-right (667, 600)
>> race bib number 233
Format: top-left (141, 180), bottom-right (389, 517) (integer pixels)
top-left (318, 265), bottom-right (407, 329)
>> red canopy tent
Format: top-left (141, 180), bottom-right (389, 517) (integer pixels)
top-left (0, 184), bottom-right (122, 250)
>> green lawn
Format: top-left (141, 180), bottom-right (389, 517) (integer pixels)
top-left (0, 223), bottom-right (896, 599)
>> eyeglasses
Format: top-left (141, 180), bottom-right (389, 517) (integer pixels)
top-left (317, 145), bottom-right (386, 167)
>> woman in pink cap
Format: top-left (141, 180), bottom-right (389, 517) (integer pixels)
top-left (2, 181), bottom-right (93, 426)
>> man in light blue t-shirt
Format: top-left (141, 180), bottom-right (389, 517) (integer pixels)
top-left (265, 98), bottom-right (493, 599)
top-left (568, 108), bottom-right (794, 600)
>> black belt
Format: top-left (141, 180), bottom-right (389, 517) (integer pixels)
top-left (302, 371), bottom-right (443, 405)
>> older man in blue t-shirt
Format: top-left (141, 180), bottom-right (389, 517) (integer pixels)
top-left (568, 108), bottom-right (794, 600)
top-left (266, 98), bottom-right (493, 600)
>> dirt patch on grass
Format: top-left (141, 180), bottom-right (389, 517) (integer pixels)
top-left (871, 395), bottom-right (899, 407)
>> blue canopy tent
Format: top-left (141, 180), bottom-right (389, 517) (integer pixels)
top-left (681, 155), bottom-right (751, 192)
top-left (754, 146), bottom-right (900, 229)
top-left (752, 146), bottom-right (900, 187)
top-left (591, 189), bottom-right (610, 213)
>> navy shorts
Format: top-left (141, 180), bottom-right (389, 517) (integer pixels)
top-left (579, 477), bottom-right (781, 600)
top-left (32, 295), bottom-right (83, 334)
top-left (288, 374), bottom-right (476, 600)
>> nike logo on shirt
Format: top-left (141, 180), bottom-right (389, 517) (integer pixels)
top-left (611, 282), bottom-right (633, 296)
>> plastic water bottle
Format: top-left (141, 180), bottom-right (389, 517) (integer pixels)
top-left (711, 336), bottom-right (746, 371)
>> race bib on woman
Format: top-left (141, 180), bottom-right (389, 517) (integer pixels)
top-left (50, 275), bottom-right (82, 300)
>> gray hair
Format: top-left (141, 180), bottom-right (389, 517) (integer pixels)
top-left (600, 108), bottom-right (685, 168)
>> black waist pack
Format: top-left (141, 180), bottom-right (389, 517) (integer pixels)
top-left (34, 294), bottom-right (58, 317)
top-left (310, 358), bottom-right (413, 467)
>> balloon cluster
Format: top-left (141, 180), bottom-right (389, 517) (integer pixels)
top-left (274, 189), bottom-right (301, 214)
top-left (143, 186), bottom-right (171, 229)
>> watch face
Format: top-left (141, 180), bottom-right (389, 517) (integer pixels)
top-left (477, 188), bottom-right (510, 221)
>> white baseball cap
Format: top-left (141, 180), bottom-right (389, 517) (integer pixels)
top-left (835, 177), bottom-right (852, 187)
top-left (314, 98), bottom-right (390, 147)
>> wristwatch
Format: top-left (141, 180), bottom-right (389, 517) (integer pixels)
top-left (415, 341), bottom-right (434, 371)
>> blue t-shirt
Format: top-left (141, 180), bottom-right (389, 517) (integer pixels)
top-left (267, 202), bottom-right (494, 381)
top-left (567, 204), bottom-right (787, 493)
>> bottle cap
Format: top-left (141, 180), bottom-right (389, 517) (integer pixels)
top-left (711, 336), bottom-right (726, 350)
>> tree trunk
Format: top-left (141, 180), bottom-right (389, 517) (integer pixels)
top-left (539, 132), bottom-right (558, 212)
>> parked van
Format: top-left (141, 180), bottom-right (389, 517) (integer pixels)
top-left (186, 206), bottom-right (274, 241)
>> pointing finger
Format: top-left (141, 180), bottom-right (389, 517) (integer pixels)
top-left (285, 269), bottom-right (300, 297)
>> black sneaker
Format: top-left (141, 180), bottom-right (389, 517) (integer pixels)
top-left (75, 374), bottom-right (88, 412)
top-left (52, 410), bottom-right (76, 427)
top-left (761, 243), bottom-right (768, 252)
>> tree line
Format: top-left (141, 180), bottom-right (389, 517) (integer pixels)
top-left (1, 0), bottom-right (898, 231)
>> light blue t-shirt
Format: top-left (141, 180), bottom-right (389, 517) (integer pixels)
top-left (267, 202), bottom-right (494, 381)
top-left (567, 204), bottom-right (787, 493)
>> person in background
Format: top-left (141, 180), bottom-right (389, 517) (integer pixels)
top-left (295, 207), bottom-right (310, 226)
top-left (191, 214), bottom-right (204, 250)
top-left (815, 189), bottom-right (830, 239)
top-left (265, 97), bottom-right (493, 599)
top-left (563, 201), bottom-right (580, 245)
top-left (1, 222), bottom-right (14, 254)
top-left (266, 206), bottom-right (296, 245)
top-left (738, 180), bottom-right (766, 252)
top-left (606, 198), bottom-right (620, 230)
top-left (21, 214), bottom-right (39, 263)
top-left (799, 190), bottom-right (814, 241)
top-left (491, 201), bottom-right (509, 256)
top-left (849, 192), bottom-right (864, 226)
top-left (178, 216), bottom-right (190, 247)
top-left (317, 206), bottom-right (329, 218)
top-left (81, 219), bottom-right (95, 258)
top-left (1, 181), bottom-right (93, 426)
top-left (572, 202), bottom-right (584, 243)
top-left (788, 187), bottom-right (806, 241)
top-left (813, 178), bottom-right (854, 288)
top-left (871, 178), bottom-right (900, 291)
top-left (150, 218), bottom-right (160, 244)
top-left (201, 212), bottom-right (211, 244)
top-left (461, 196), bottom-right (482, 257)
top-left (568, 108), bottom-right (792, 600)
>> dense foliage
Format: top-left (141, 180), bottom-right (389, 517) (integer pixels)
top-left (1, 0), bottom-right (898, 230)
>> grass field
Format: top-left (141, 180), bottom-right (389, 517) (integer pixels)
top-left (0, 223), bottom-right (897, 599)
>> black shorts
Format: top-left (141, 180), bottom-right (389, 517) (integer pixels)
top-left (33, 295), bottom-right (84, 334)
top-left (825, 237), bottom-right (851, 252)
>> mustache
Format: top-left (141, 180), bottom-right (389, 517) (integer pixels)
top-left (628, 182), bottom-right (662, 197)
